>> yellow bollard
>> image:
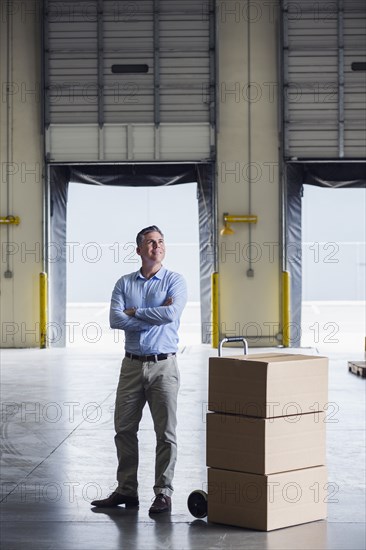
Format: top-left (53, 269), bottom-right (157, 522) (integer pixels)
top-left (40, 272), bottom-right (48, 349)
top-left (282, 271), bottom-right (291, 347)
top-left (211, 272), bottom-right (219, 349)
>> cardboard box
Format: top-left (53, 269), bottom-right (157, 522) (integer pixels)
top-left (206, 411), bottom-right (326, 474)
top-left (208, 353), bottom-right (328, 418)
top-left (207, 466), bottom-right (327, 531)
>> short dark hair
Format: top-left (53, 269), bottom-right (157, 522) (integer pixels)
top-left (136, 225), bottom-right (164, 247)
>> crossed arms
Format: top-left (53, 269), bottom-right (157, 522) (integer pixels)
top-left (110, 274), bottom-right (187, 331)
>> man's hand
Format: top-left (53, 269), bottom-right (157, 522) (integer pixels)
top-left (163, 297), bottom-right (173, 306)
top-left (124, 307), bottom-right (137, 317)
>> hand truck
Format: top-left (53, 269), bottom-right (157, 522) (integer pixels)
top-left (187, 337), bottom-right (248, 519)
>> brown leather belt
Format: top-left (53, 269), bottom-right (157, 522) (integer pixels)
top-left (125, 352), bottom-right (176, 362)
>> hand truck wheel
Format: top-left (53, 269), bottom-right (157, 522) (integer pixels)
top-left (187, 490), bottom-right (208, 518)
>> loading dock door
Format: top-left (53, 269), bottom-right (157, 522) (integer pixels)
top-left (285, 161), bottom-right (366, 346)
top-left (282, 0), bottom-right (366, 159)
top-left (48, 162), bottom-right (215, 347)
top-left (44, 0), bottom-right (215, 162)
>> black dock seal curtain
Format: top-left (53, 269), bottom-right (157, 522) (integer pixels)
top-left (286, 162), bottom-right (366, 347)
top-left (49, 163), bottom-right (215, 347)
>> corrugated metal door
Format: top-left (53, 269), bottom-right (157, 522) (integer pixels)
top-left (282, 0), bottom-right (366, 159)
top-left (44, 0), bottom-right (215, 162)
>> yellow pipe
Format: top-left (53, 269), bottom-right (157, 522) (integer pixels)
top-left (282, 271), bottom-right (291, 347)
top-left (0, 216), bottom-right (20, 225)
top-left (224, 214), bottom-right (258, 223)
top-left (211, 272), bottom-right (219, 349)
top-left (221, 214), bottom-right (258, 236)
top-left (40, 272), bottom-right (48, 349)
top-left (223, 214), bottom-right (257, 224)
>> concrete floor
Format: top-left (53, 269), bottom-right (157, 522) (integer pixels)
top-left (1, 343), bottom-right (365, 550)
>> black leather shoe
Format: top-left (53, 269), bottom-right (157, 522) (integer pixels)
top-left (149, 494), bottom-right (171, 514)
top-left (91, 492), bottom-right (139, 508)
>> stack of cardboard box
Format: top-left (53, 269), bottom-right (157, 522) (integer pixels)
top-left (207, 353), bottom-right (328, 531)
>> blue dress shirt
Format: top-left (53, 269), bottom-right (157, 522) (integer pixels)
top-left (110, 266), bottom-right (187, 354)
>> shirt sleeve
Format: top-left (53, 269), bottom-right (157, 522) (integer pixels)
top-left (134, 273), bottom-right (187, 326)
top-left (109, 279), bottom-right (151, 331)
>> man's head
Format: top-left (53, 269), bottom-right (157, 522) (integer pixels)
top-left (136, 225), bottom-right (164, 247)
top-left (136, 225), bottom-right (165, 267)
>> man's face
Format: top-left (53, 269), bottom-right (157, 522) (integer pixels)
top-left (137, 231), bottom-right (165, 264)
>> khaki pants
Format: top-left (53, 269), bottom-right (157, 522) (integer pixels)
top-left (114, 355), bottom-right (180, 498)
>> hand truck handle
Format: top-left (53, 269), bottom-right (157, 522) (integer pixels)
top-left (218, 337), bottom-right (248, 357)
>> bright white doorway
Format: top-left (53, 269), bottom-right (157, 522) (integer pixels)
top-left (301, 186), bottom-right (366, 352)
top-left (66, 183), bottom-right (201, 347)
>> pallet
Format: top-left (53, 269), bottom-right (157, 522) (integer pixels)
top-left (348, 361), bottom-right (366, 378)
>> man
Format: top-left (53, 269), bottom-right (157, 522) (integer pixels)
top-left (91, 225), bottom-right (187, 514)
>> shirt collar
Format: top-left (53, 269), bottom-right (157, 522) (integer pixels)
top-left (136, 265), bottom-right (166, 280)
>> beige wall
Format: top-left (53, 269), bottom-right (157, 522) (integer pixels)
top-left (216, 0), bottom-right (282, 346)
top-left (0, 2), bottom-right (43, 347)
